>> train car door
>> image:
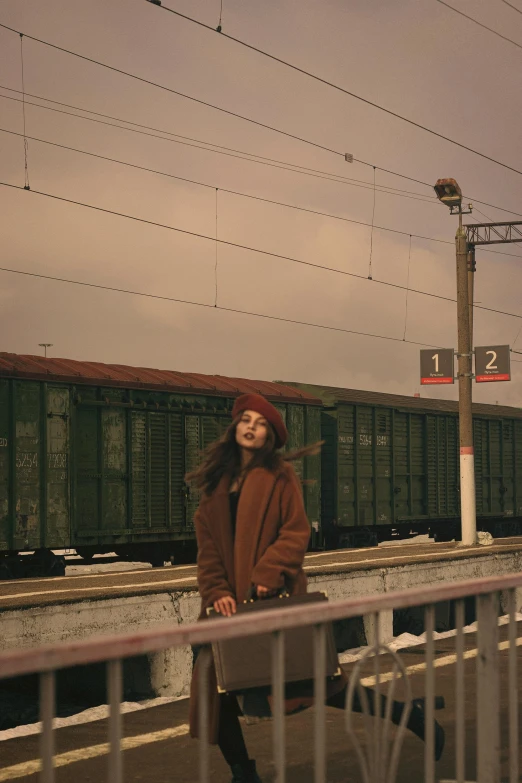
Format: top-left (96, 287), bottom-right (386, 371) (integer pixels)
top-left (45, 386), bottom-right (70, 548)
top-left (374, 409), bottom-right (393, 525)
top-left (355, 406), bottom-right (375, 526)
top-left (129, 409), bottom-right (184, 532)
top-left (0, 381), bottom-right (9, 551)
top-left (393, 411), bottom-right (427, 520)
top-left (184, 413), bottom-right (228, 530)
top-left (13, 381), bottom-right (41, 550)
top-left (476, 419), bottom-right (515, 516)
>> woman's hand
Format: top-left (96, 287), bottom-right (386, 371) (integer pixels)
top-left (213, 596), bottom-right (237, 617)
top-left (256, 585), bottom-right (277, 598)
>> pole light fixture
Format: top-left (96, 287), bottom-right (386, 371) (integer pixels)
top-left (433, 177), bottom-right (462, 210)
top-left (38, 343), bottom-right (53, 358)
top-left (433, 178), bottom-right (472, 216)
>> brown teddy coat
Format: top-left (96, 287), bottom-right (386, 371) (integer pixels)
top-left (189, 461), bottom-right (313, 742)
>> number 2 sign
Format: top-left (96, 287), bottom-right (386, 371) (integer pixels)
top-left (475, 345), bottom-right (511, 383)
top-left (420, 348), bottom-right (454, 384)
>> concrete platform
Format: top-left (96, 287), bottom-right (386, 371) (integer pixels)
top-left (2, 539), bottom-right (522, 703)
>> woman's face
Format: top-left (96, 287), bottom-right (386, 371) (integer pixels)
top-left (235, 409), bottom-right (268, 451)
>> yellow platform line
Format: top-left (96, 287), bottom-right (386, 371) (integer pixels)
top-left (0, 723), bottom-right (189, 781)
top-left (360, 636), bottom-right (522, 686)
top-left (1, 637), bottom-right (520, 780)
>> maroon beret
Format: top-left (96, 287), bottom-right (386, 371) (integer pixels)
top-left (232, 393), bottom-right (288, 448)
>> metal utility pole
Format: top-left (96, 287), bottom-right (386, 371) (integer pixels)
top-left (38, 343), bottom-right (52, 358)
top-left (468, 245), bottom-right (475, 345)
top-left (456, 213), bottom-right (477, 545)
top-left (434, 180), bottom-right (521, 546)
top-left (434, 179), bottom-right (476, 545)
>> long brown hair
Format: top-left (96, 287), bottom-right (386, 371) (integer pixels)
top-left (185, 415), bottom-right (323, 496)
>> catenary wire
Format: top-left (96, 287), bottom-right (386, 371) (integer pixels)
top-left (0, 179), bottom-right (446, 297)
top-left (19, 35), bottom-right (30, 189)
top-left (0, 126), bottom-right (447, 238)
top-left (500, 0), bottom-right (522, 15)
top-left (434, 0), bottom-right (522, 50)
top-left (2, 20), bottom-right (522, 188)
top-left (0, 89), bottom-right (476, 205)
top-left (1, 180), bottom-right (522, 321)
top-left (0, 265), bottom-right (440, 349)
top-left (403, 235), bottom-right (412, 341)
top-left (0, 93), bottom-right (436, 204)
top-left (148, 3), bottom-right (522, 176)
top-left (368, 167), bottom-right (376, 279)
top-left (2, 85), bottom-right (521, 221)
top-left (4, 260), bottom-right (522, 362)
top-left (2, 124), bottom-right (521, 262)
top-left (214, 187), bottom-right (219, 307)
top-left (0, 22), bottom-right (347, 160)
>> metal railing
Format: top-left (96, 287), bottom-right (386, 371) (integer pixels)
top-left (0, 572), bottom-right (520, 783)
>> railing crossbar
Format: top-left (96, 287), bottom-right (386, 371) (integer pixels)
top-left (1, 573), bottom-right (521, 682)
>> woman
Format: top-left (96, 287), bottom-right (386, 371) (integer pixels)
top-left (187, 393), bottom-right (444, 783)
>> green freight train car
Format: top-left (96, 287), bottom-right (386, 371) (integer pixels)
top-left (283, 383), bottom-right (522, 547)
top-left (0, 354), bottom-right (322, 578)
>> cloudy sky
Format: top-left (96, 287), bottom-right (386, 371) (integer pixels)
top-left (1, 0), bottom-right (521, 403)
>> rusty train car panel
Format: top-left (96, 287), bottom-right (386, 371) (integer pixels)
top-left (285, 382), bottom-right (522, 546)
top-left (0, 354), bottom-right (322, 570)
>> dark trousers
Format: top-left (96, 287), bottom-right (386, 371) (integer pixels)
top-left (217, 687), bottom-right (425, 768)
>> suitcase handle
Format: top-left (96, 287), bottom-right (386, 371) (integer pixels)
top-left (245, 585), bottom-right (290, 602)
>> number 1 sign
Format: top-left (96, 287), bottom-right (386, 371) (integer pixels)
top-left (420, 348), bottom-right (454, 384)
top-left (475, 345), bottom-right (511, 383)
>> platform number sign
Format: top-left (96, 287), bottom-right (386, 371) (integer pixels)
top-left (475, 345), bottom-right (511, 383)
top-left (420, 348), bottom-right (454, 385)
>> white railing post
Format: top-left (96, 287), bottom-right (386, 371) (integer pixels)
top-left (198, 647), bottom-right (211, 783)
top-left (107, 659), bottom-right (123, 783)
top-left (39, 670), bottom-right (55, 783)
top-left (424, 605), bottom-right (435, 783)
top-left (313, 623), bottom-right (326, 783)
top-left (455, 598), bottom-right (465, 783)
top-left (272, 630), bottom-right (285, 783)
top-left (507, 589), bottom-right (519, 783)
top-left (373, 612), bottom-right (382, 783)
top-left (1, 572), bottom-right (522, 783)
top-left (476, 592), bottom-right (500, 783)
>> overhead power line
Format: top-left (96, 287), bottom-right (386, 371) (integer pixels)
top-left (434, 0), bottom-right (522, 50)
top-left (2, 123), bottom-right (521, 261)
top-left (1, 181), bottom-right (522, 321)
top-left (147, 3), bottom-right (522, 177)
top-left (500, 0), bottom-right (522, 15)
top-left (1, 86), bottom-right (521, 220)
top-left (0, 263), bottom-right (441, 348)
top-left (0, 180), bottom-right (446, 298)
top-left (0, 93), bottom-right (436, 205)
top-left (2, 22), bottom-right (522, 201)
top-left (4, 261), bottom-right (522, 362)
top-left (0, 126), bottom-right (448, 240)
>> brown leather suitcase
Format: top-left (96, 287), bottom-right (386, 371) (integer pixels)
top-left (208, 591), bottom-right (341, 693)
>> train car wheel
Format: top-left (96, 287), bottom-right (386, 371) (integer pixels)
top-left (47, 554), bottom-right (66, 577)
top-left (0, 560), bottom-right (14, 580)
top-left (149, 546), bottom-right (166, 568)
